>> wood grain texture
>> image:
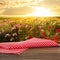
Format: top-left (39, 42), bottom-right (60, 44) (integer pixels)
top-left (0, 47), bottom-right (60, 60)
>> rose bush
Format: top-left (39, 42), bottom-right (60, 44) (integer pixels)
top-left (0, 17), bottom-right (60, 43)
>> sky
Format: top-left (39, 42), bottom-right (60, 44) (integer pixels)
top-left (0, 0), bottom-right (60, 16)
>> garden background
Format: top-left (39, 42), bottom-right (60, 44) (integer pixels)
top-left (0, 17), bottom-right (60, 43)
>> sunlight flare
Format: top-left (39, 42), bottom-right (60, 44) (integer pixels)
top-left (26, 6), bottom-right (55, 17)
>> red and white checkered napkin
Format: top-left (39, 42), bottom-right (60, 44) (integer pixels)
top-left (0, 38), bottom-right (58, 54)
top-left (0, 48), bottom-right (28, 55)
top-left (0, 42), bottom-right (28, 55)
top-left (23, 38), bottom-right (58, 48)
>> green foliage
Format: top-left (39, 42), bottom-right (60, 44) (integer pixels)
top-left (0, 17), bottom-right (60, 43)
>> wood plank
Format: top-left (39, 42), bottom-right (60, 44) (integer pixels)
top-left (0, 47), bottom-right (60, 60)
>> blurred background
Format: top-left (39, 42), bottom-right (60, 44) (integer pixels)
top-left (0, 0), bottom-right (60, 16)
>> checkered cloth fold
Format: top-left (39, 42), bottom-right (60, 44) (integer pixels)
top-left (0, 38), bottom-right (58, 54)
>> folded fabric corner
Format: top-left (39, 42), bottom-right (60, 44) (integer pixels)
top-left (0, 38), bottom-right (59, 54)
top-left (0, 48), bottom-right (28, 55)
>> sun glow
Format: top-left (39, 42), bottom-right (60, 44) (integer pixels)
top-left (26, 6), bottom-right (54, 17)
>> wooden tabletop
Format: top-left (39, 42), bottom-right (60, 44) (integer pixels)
top-left (0, 47), bottom-right (60, 60)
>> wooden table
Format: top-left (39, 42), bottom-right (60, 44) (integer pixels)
top-left (0, 47), bottom-right (60, 60)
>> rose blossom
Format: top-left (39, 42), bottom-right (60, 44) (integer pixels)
top-left (11, 27), bottom-right (16, 31)
top-left (12, 33), bottom-right (17, 37)
top-left (48, 26), bottom-right (52, 29)
top-left (38, 25), bottom-right (42, 29)
top-left (53, 36), bottom-right (59, 40)
top-left (5, 34), bottom-right (11, 37)
top-left (56, 29), bottom-right (60, 33)
top-left (25, 25), bottom-right (29, 28)
top-left (10, 38), bottom-right (14, 41)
